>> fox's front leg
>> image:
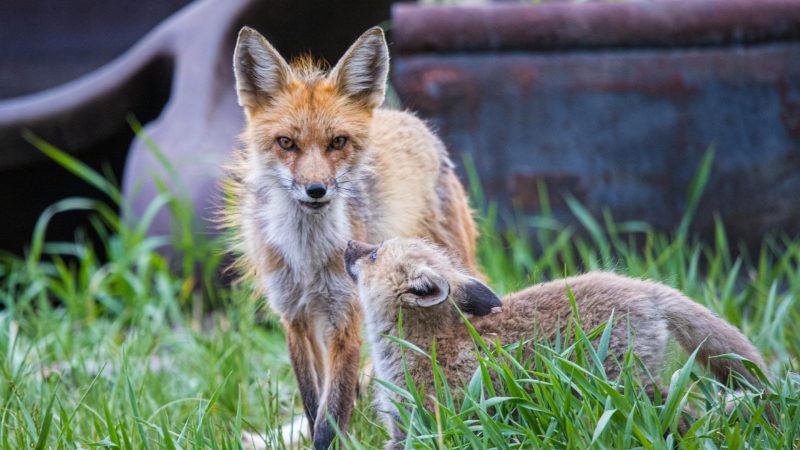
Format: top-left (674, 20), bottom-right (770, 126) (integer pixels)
top-left (284, 319), bottom-right (321, 434)
top-left (313, 319), bottom-right (362, 449)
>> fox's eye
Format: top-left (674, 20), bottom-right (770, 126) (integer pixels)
top-left (369, 248), bottom-right (378, 261)
top-left (276, 137), bottom-right (296, 151)
top-left (329, 136), bottom-right (348, 151)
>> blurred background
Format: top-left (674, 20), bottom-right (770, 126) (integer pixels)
top-left (2, 2), bottom-right (799, 447)
top-left (1, 0), bottom-right (799, 257)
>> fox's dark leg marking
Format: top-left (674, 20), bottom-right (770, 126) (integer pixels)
top-left (313, 322), bottom-right (362, 450)
top-left (285, 320), bottom-right (320, 433)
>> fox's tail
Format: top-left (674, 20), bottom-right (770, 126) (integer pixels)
top-left (653, 284), bottom-right (769, 388)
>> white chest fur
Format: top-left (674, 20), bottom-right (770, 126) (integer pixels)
top-left (255, 192), bottom-right (355, 321)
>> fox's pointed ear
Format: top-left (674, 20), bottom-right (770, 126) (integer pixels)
top-left (402, 267), bottom-right (450, 308)
top-left (330, 26), bottom-right (389, 109)
top-left (233, 27), bottom-right (291, 111)
top-left (458, 278), bottom-right (502, 316)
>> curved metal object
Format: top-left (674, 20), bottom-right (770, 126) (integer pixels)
top-left (0, 0), bottom-right (207, 169)
top-left (120, 0), bottom-right (253, 245)
top-left (0, 0), bottom-right (196, 252)
top-left (392, 0), bottom-right (800, 243)
top-left (0, 0), bottom-right (249, 253)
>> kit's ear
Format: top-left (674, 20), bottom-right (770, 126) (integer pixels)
top-left (330, 26), bottom-right (389, 109)
top-left (401, 266), bottom-right (450, 308)
top-left (233, 27), bottom-right (291, 111)
top-left (457, 278), bottom-right (502, 316)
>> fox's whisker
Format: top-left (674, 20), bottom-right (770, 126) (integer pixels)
top-left (336, 179), bottom-right (367, 185)
top-left (336, 167), bottom-right (355, 179)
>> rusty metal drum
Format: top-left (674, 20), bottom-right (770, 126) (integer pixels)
top-left (392, 0), bottom-right (800, 243)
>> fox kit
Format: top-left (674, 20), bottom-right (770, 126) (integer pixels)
top-left (344, 238), bottom-right (768, 448)
top-left (225, 27), bottom-right (479, 449)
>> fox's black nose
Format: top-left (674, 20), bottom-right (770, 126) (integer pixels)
top-left (305, 182), bottom-right (327, 199)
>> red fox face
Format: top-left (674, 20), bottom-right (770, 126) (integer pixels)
top-left (233, 27), bottom-right (389, 212)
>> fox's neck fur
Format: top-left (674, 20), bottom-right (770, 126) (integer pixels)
top-left (262, 186), bottom-right (352, 272)
top-left (243, 160), bottom-right (372, 321)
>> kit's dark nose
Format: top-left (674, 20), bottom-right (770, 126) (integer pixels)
top-left (344, 240), bottom-right (375, 281)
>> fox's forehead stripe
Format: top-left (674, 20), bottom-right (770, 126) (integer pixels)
top-left (245, 74), bottom-right (372, 156)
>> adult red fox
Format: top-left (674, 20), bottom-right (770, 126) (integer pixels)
top-left (224, 27), bottom-right (480, 449)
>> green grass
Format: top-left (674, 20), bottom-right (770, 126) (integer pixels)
top-left (0, 135), bottom-right (798, 449)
